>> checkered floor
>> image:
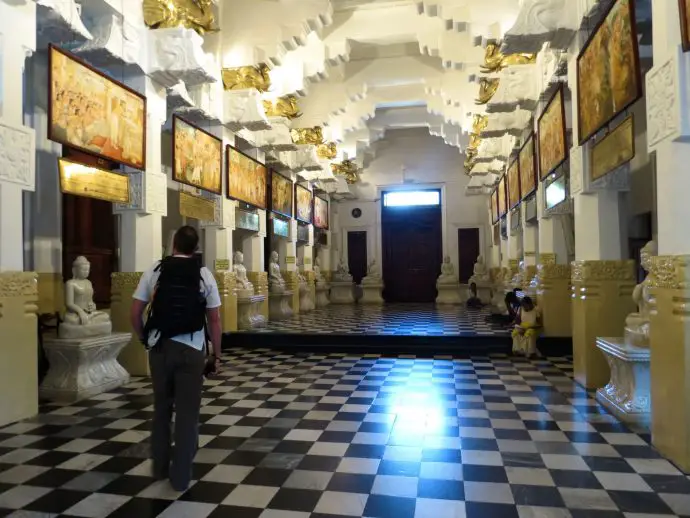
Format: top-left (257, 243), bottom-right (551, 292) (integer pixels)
top-left (1, 349), bottom-right (689, 518)
top-left (252, 304), bottom-right (510, 336)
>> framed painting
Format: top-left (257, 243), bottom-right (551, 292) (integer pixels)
top-left (680, 0), bottom-right (690, 52)
top-left (271, 170), bottom-right (293, 218)
top-left (49, 45), bottom-right (146, 169)
top-left (173, 116), bottom-right (223, 195)
top-left (519, 134), bottom-right (538, 198)
top-left (497, 176), bottom-right (507, 217)
top-left (576, 0), bottom-right (642, 144)
top-left (490, 190), bottom-right (499, 224)
top-left (226, 145), bottom-right (267, 209)
top-left (507, 160), bottom-right (521, 209)
top-left (295, 183), bottom-right (313, 224)
top-left (538, 85), bottom-right (567, 179)
top-left (314, 195), bottom-right (329, 230)
top-left (591, 115), bottom-right (635, 181)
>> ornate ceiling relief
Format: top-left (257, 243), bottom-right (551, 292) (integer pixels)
top-left (143, 0), bottom-right (218, 35)
top-left (263, 95), bottom-right (302, 120)
top-left (331, 159), bottom-right (359, 184)
top-left (221, 64), bottom-right (272, 92)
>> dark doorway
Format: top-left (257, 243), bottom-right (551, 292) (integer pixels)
top-left (347, 231), bottom-right (367, 285)
top-left (382, 192), bottom-right (442, 302)
top-left (62, 193), bottom-right (118, 307)
top-left (457, 228), bottom-right (480, 283)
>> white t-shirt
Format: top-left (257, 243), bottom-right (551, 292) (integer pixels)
top-left (133, 257), bottom-right (222, 351)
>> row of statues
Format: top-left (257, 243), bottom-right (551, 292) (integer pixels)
top-left (436, 255), bottom-right (489, 285)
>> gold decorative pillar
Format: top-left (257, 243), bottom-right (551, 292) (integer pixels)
top-left (306, 271), bottom-right (316, 307)
top-left (0, 273), bottom-right (39, 427)
top-left (110, 273), bottom-right (148, 376)
top-left (283, 270), bottom-right (300, 314)
top-left (534, 260), bottom-right (571, 338)
top-left (37, 273), bottom-right (64, 316)
top-left (247, 271), bottom-right (269, 320)
top-left (571, 261), bottom-right (636, 389)
top-left (215, 271), bottom-right (238, 333)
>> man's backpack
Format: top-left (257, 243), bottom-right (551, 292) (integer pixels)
top-left (144, 256), bottom-right (207, 342)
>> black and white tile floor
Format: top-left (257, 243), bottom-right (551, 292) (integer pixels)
top-left (1, 348), bottom-right (689, 517)
top-left (250, 304), bottom-right (510, 336)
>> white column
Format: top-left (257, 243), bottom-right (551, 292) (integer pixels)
top-left (243, 209), bottom-right (266, 272)
top-left (522, 207), bottom-right (538, 268)
top-left (286, 219), bottom-right (298, 272)
top-left (537, 182), bottom-right (569, 263)
top-left (574, 190), bottom-right (624, 260)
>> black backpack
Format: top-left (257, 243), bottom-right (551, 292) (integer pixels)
top-left (144, 256), bottom-right (207, 342)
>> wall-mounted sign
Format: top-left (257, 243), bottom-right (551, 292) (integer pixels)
top-left (214, 259), bottom-right (230, 271)
top-left (286, 256), bottom-right (296, 264)
top-left (179, 191), bottom-right (216, 222)
top-left (58, 157), bottom-right (130, 203)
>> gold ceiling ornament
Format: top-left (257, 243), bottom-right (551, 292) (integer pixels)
top-left (263, 95), bottom-right (302, 120)
top-left (472, 114), bottom-right (489, 135)
top-left (316, 142), bottom-right (338, 160)
top-left (290, 127), bottom-right (324, 146)
top-left (463, 114), bottom-right (488, 174)
top-left (464, 147), bottom-right (478, 174)
top-left (331, 160), bottom-right (360, 184)
top-left (142, 0), bottom-right (218, 36)
top-left (221, 64), bottom-right (271, 92)
top-left (480, 42), bottom-right (536, 74)
top-left (475, 78), bottom-right (500, 105)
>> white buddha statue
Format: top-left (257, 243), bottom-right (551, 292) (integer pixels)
top-left (60, 256), bottom-right (112, 339)
top-left (233, 251), bottom-right (254, 293)
top-left (469, 255), bottom-right (490, 284)
top-left (333, 257), bottom-right (353, 282)
top-left (437, 256), bottom-right (458, 285)
top-left (313, 257), bottom-right (325, 284)
top-left (269, 250), bottom-right (286, 292)
top-left (624, 240), bottom-right (657, 347)
top-left (362, 259), bottom-right (382, 285)
top-left (296, 258), bottom-right (307, 286)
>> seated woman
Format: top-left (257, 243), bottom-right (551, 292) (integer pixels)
top-left (512, 296), bottom-right (542, 357)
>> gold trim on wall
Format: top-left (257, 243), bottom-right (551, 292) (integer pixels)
top-left (58, 158), bottom-right (130, 204)
top-left (571, 260), bottom-right (636, 283)
top-left (179, 191), bottom-right (216, 222)
top-left (0, 272), bottom-right (38, 298)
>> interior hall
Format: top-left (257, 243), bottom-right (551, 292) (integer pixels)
top-left (1, 0), bottom-right (689, 517)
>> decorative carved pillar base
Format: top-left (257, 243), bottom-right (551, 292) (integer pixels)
top-left (299, 284), bottom-right (315, 312)
top-left (283, 271), bottom-right (301, 314)
top-left (436, 283), bottom-right (462, 305)
top-left (330, 282), bottom-right (355, 304)
top-left (595, 337), bottom-right (650, 430)
top-left (237, 295), bottom-right (267, 330)
top-left (215, 272), bottom-right (238, 334)
top-left (571, 261), bottom-right (636, 389)
top-left (360, 284), bottom-right (384, 305)
top-left (0, 272), bottom-right (39, 428)
top-left (269, 291), bottom-right (294, 320)
top-left (37, 272), bottom-right (65, 316)
top-left (110, 273), bottom-right (148, 376)
top-left (41, 333), bottom-right (131, 403)
top-left (649, 255), bottom-right (690, 472)
top-left (535, 263), bottom-right (572, 338)
top-left (315, 284), bottom-right (330, 307)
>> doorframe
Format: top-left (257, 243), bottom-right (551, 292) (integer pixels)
top-left (449, 223), bottom-right (487, 278)
top-left (338, 224), bottom-right (377, 267)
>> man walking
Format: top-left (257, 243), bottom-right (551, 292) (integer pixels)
top-left (130, 225), bottom-right (223, 491)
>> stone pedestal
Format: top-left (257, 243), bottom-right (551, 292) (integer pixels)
top-left (215, 272), bottom-right (238, 333)
top-left (299, 284), bottom-right (315, 312)
top-left (474, 282), bottom-right (493, 304)
top-left (596, 337), bottom-right (650, 429)
top-left (269, 291), bottom-right (294, 320)
top-left (330, 281), bottom-right (355, 304)
top-left (360, 283), bottom-right (384, 305)
top-left (315, 284), bottom-right (330, 307)
top-left (40, 333), bottom-right (131, 403)
top-left (238, 294), bottom-right (267, 330)
top-left (436, 283), bottom-right (462, 304)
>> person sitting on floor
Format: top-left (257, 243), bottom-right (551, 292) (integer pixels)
top-left (512, 296), bottom-right (541, 357)
top-left (466, 282), bottom-right (483, 309)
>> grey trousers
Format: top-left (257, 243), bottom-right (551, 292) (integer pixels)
top-left (149, 338), bottom-right (206, 488)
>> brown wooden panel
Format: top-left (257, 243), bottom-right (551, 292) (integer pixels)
top-left (458, 228), bottom-right (480, 284)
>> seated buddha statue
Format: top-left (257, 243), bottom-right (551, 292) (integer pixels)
top-left (60, 256), bottom-right (112, 339)
top-left (437, 256), bottom-right (458, 285)
top-left (313, 257), bottom-right (325, 284)
top-left (469, 255), bottom-right (490, 284)
top-left (233, 251), bottom-right (254, 293)
top-left (362, 259), bottom-right (382, 285)
top-left (269, 251), bottom-right (286, 292)
top-left (333, 257), bottom-right (353, 282)
top-left (624, 240), bottom-right (657, 347)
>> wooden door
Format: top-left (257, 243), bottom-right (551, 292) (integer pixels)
top-left (347, 231), bottom-right (367, 285)
top-left (457, 227), bottom-right (480, 283)
top-left (62, 193), bottom-right (117, 307)
top-left (382, 205), bottom-right (442, 302)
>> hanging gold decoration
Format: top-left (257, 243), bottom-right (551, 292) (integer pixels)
top-left (331, 159), bottom-right (359, 184)
top-left (221, 64), bottom-right (271, 92)
top-left (480, 43), bottom-right (536, 74)
top-left (291, 127), bottom-right (324, 146)
top-left (472, 114), bottom-right (489, 135)
top-left (263, 95), bottom-right (302, 120)
top-left (464, 148), bottom-right (478, 174)
top-left (463, 114), bottom-right (489, 174)
top-left (475, 78), bottom-right (500, 105)
top-left (316, 142), bottom-right (337, 160)
top-left (142, 0), bottom-right (218, 35)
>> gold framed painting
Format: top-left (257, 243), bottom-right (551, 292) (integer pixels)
top-left (491, 189), bottom-right (499, 224)
top-left (314, 195), bottom-right (329, 230)
top-left (295, 183), bottom-right (313, 224)
top-left (680, 0), bottom-right (690, 52)
top-left (538, 85), bottom-right (567, 179)
top-left (507, 160), bottom-right (521, 210)
top-left (576, 0), bottom-right (642, 144)
top-left (498, 176), bottom-right (507, 217)
top-left (519, 134), bottom-right (537, 199)
top-left (49, 45), bottom-right (146, 170)
top-left (591, 115), bottom-right (635, 181)
top-left (173, 116), bottom-right (223, 195)
top-left (271, 170), bottom-right (293, 218)
top-left (226, 145), bottom-right (267, 209)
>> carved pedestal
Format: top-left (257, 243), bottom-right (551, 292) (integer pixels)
top-left (269, 291), bottom-right (294, 320)
top-left (299, 284), bottom-right (315, 312)
top-left (315, 284), bottom-right (330, 307)
top-left (595, 337), bottom-right (650, 429)
top-left (360, 283), bottom-right (384, 305)
top-left (40, 333), bottom-right (131, 403)
top-left (436, 283), bottom-right (462, 305)
top-left (330, 281), bottom-right (355, 304)
top-left (237, 295), bottom-right (267, 330)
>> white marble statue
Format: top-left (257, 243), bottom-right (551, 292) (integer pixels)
top-left (362, 259), bottom-right (382, 285)
top-left (437, 256), bottom-right (457, 285)
top-left (313, 257), bottom-right (325, 284)
top-left (60, 256), bottom-right (112, 338)
top-left (469, 255), bottom-right (490, 284)
top-left (269, 250), bottom-right (286, 292)
top-left (333, 257), bottom-right (353, 282)
top-left (624, 240), bottom-right (657, 347)
top-left (233, 251), bottom-right (254, 292)
top-left (296, 258), bottom-right (307, 286)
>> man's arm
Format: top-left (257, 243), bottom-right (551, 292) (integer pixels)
top-left (206, 307), bottom-right (222, 357)
top-left (130, 299), bottom-right (148, 341)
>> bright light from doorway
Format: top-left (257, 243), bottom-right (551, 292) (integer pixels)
top-left (383, 190), bottom-right (440, 207)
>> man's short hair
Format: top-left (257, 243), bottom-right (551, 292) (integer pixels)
top-left (173, 226), bottom-right (199, 255)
